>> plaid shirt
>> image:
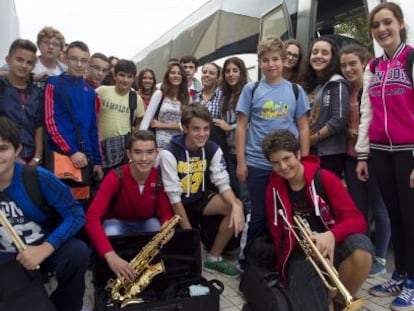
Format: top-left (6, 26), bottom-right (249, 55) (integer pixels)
top-left (192, 86), bottom-right (223, 119)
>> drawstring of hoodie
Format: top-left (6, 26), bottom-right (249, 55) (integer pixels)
top-left (185, 149), bottom-right (190, 198)
top-left (273, 187), bottom-right (278, 226)
top-left (310, 180), bottom-right (321, 216)
top-left (201, 147), bottom-right (205, 192)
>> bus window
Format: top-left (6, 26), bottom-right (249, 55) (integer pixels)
top-left (260, 2), bottom-right (293, 40)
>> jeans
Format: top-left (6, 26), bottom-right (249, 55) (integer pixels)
top-left (239, 165), bottom-right (272, 265)
top-left (344, 156), bottom-right (390, 259)
top-left (103, 217), bottom-right (161, 236)
top-left (227, 154), bottom-right (251, 214)
top-left (41, 238), bottom-right (89, 311)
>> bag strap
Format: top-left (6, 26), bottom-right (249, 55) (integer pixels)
top-left (406, 48), bottom-right (414, 85)
top-left (251, 81), bottom-right (260, 100)
top-left (128, 90), bottom-right (137, 130)
top-left (314, 167), bottom-right (329, 205)
top-left (153, 95), bottom-right (164, 120)
top-left (57, 79), bottom-right (85, 153)
top-left (106, 166), bottom-right (123, 215)
top-left (22, 165), bottom-right (48, 214)
top-left (22, 165), bottom-right (60, 230)
top-left (291, 83), bottom-right (299, 101)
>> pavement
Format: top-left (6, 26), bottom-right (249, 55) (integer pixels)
top-left (45, 247), bottom-right (395, 311)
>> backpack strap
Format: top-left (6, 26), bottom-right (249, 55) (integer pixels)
top-left (22, 165), bottom-right (47, 213)
top-left (251, 81), bottom-right (260, 100)
top-left (153, 95), bottom-right (164, 120)
top-left (313, 167), bottom-right (329, 205)
top-left (106, 166), bottom-right (123, 215)
top-left (369, 56), bottom-right (381, 74)
top-left (22, 165), bottom-right (61, 230)
top-left (155, 167), bottom-right (163, 194)
top-left (406, 48), bottom-right (414, 85)
top-left (128, 91), bottom-right (137, 129)
top-left (291, 83), bottom-right (299, 101)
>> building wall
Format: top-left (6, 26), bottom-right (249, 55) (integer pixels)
top-left (0, 0), bottom-right (20, 62)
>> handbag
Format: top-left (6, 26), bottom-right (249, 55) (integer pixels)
top-left (46, 151), bottom-right (93, 187)
top-left (45, 80), bottom-right (95, 201)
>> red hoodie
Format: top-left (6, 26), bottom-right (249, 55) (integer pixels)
top-left (85, 165), bottom-right (173, 257)
top-left (265, 155), bottom-right (366, 285)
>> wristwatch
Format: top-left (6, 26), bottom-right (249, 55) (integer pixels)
top-left (32, 157), bottom-right (41, 164)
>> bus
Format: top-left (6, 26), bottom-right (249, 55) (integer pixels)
top-left (132, 0), bottom-right (414, 81)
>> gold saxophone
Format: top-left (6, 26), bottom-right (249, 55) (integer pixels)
top-left (105, 214), bottom-right (181, 308)
top-left (278, 210), bottom-right (365, 311)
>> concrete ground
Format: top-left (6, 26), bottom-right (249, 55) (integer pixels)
top-left (60, 246), bottom-right (395, 311)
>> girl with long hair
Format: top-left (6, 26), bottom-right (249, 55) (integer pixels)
top-left (301, 36), bottom-right (350, 178)
top-left (283, 39), bottom-right (304, 84)
top-left (140, 62), bottom-right (189, 149)
top-left (136, 68), bottom-right (157, 110)
top-left (339, 43), bottom-right (390, 278)
top-left (356, 3), bottom-right (414, 309)
top-left (214, 57), bottom-right (248, 198)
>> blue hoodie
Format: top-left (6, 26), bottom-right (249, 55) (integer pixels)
top-left (2, 163), bottom-right (85, 251)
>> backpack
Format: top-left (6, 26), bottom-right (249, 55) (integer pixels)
top-left (251, 80), bottom-right (299, 101)
top-left (21, 165), bottom-right (60, 230)
top-left (369, 48), bottom-right (414, 84)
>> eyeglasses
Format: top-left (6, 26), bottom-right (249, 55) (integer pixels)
top-left (41, 40), bottom-right (61, 48)
top-left (67, 56), bottom-right (89, 65)
top-left (89, 65), bottom-right (109, 74)
top-left (286, 51), bottom-right (300, 60)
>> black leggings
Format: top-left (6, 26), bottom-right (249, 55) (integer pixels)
top-left (371, 148), bottom-right (414, 279)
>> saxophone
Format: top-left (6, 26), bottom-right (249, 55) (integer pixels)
top-left (105, 214), bottom-right (181, 308)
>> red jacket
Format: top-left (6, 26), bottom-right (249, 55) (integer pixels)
top-left (265, 155), bottom-right (366, 285)
top-left (85, 165), bottom-right (173, 256)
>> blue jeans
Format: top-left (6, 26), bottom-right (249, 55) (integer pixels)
top-left (103, 217), bottom-right (161, 236)
top-left (227, 154), bottom-right (250, 214)
top-left (240, 165), bottom-right (272, 265)
top-left (344, 156), bottom-right (390, 259)
top-left (41, 238), bottom-right (89, 311)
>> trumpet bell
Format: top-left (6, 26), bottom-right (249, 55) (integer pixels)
top-left (344, 298), bottom-right (365, 311)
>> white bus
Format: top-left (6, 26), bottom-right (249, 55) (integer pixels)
top-left (132, 0), bottom-right (414, 81)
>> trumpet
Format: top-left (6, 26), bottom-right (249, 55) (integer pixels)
top-left (278, 210), bottom-right (365, 311)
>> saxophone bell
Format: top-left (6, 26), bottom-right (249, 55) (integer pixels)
top-left (105, 215), bottom-right (181, 306)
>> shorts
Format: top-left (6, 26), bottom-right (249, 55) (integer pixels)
top-left (333, 233), bottom-right (375, 268)
top-left (184, 190), bottom-right (217, 228)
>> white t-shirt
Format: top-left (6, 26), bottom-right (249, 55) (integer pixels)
top-left (32, 58), bottom-right (67, 76)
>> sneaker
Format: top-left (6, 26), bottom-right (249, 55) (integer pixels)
top-left (391, 278), bottom-right (414, 311)
top-left (369, 271), bottom-right (405, 297)
top-left (369, 257), bottom-right (387, 277)
top-left (204, 258), bottom-right (239, 278)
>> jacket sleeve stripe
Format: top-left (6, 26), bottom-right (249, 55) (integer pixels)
top-left (45, 83), bottom-right (72, 153)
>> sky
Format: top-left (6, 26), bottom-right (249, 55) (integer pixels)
top-left (14, 0), bottom-right (209, 59)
